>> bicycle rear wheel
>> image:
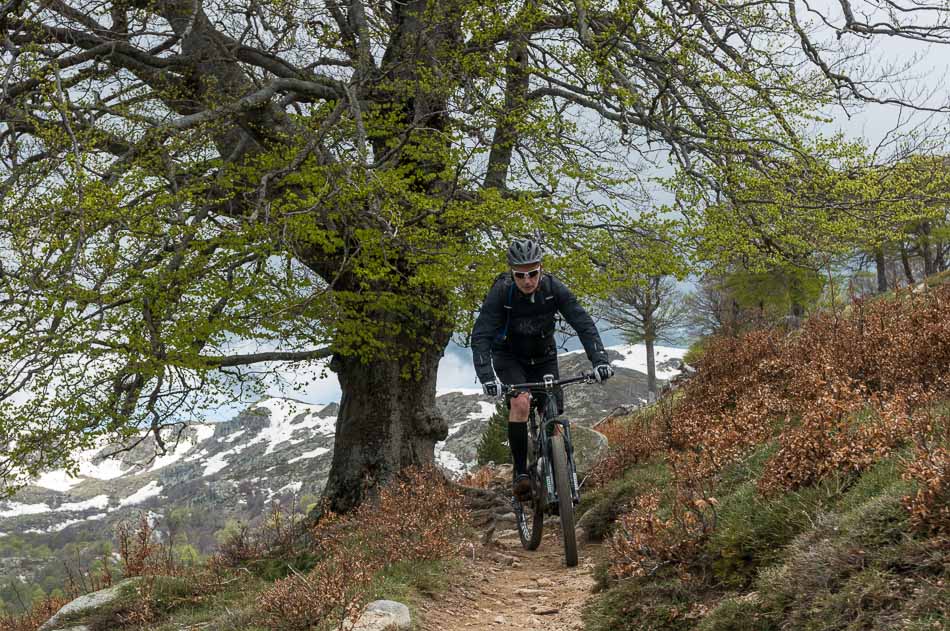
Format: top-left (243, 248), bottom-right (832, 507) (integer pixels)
top-left (550, 433), bottom-right (578, 567)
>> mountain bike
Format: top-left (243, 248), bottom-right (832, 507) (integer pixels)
top-left (503, 372), bottom-right (594, 567)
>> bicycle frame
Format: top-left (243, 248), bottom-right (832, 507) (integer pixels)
top-left (505, 372), bottom-right (593, 510)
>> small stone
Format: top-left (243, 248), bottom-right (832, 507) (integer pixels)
top-left (493, 553), bottom-right (516, 566)
top-left (494, 615), bottom-right (506, 624)
top-left (535, 577), bottom-right (554, 587)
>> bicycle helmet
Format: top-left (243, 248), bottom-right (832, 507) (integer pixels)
top-left (506, 238), bottom-right (543, 266)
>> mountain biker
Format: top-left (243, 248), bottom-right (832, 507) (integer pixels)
top-left (471, 238), bottom-right (614, 501)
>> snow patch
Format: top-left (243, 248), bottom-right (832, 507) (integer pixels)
top-left (58, 495), bottom-right (110, 512)
top-left (221, 430), bottom-right (246, 443)
top-left (606, 343), bottom-right (688, 379)
top-left (77, 454), bottom-right (128, 481)
top-left (277, 481), bottom-right (302, 495)
top-left (435, 447), bottom-right (467, 477)
top-left (32, 470), bottom-right (82, 492)
top-left (0, 502), bottom-right (52, 518)
top-left (469, 401), bottom-right (497, 421)
top-left (288, 447), bottom-right (330, 463)
top-left (185, 448), bottom-right (209, 462)
top-left (192, 423), bottom-right (216, 444)
top-left (248, 398), bottom-right (336, 455)
top-left (148, 436), bottom-right (197, 472)
top-left (563, 343), bottom-right (688, 380)
top-left (119, 481), bottom-right (162, 507)
top-left (42, 513), bottom-right (108, 533)
top-left (202, 450), bottom-right (234, 477)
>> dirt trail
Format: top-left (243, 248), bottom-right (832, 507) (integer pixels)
top-left (418, 528), bottom-right (602, 631)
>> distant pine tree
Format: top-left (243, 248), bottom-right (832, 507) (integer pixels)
top-left (476, 403), bottom-right (511, 466)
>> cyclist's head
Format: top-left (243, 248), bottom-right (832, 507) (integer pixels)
top-left (507, 238), bottom-right (542, 266)
top-left (508, 239), bottom-right (543, 294)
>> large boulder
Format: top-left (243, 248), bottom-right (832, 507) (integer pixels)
top-left (571, 425), bottom-right (608, 476)
top-left (344, 600), bottom-right (412, 630)
top-left (39, 578), bottom-right (143, 631)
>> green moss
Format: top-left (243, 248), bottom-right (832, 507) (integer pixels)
top-left (366, 559), bottom-right (456, 631)
top-left (707, 475), bottom-right (845, 588)
top-left (57, 576), bottom-right (197, 630)
top-left (584, 576), bottom-right (698, 631)
top-left (243, 550), bottom-right (319, 581)
top-left (752, 485), bottom-right (946, 631)
top-left (695, 594), bottom-right (778, 631)
top-left (924, 269), bottom-right (950, 287)
top-left (148, 574), bottom-right (270, 631)
top-left (715, 442), bottom-right (777, 496)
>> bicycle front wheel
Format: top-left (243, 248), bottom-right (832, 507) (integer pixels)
top-left (550, 433), bottom-right (578, 567)
top-left (515, 492), bottom-right (544, 551)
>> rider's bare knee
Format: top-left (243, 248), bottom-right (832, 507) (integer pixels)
top-left (509, 392), bottom-right (531, 420)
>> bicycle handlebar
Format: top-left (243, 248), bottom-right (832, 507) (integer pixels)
top-left (501, 372), bottom-right (595, 393)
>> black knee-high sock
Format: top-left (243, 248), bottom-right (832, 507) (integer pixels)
top-left (508, 422), bottom-right (528, 475)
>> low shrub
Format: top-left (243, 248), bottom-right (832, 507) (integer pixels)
top-left (580, 459), bottom-right (671, 544)
top-left (587, 404), bottom-right (672, 489)
top-left (255, 466), bottom-right (466, 631)
top-left (0, 596), bottom-right (70, 631)
top-left (903, 415), bottom-right (950, 535)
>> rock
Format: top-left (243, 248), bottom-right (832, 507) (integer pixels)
top-left (492, 553), bottom-right (516, 566)
top-left (493, 615), bottom-right (506, 624)
top-left (535, 577), bottom-right (554, 587)
top-left (570, 425), bottom-right (608, 476)
top-left (344, 600), bottom-right (411, 631)
top-left (531, 605), bottom-right (560, 615)
top-left (40, 578), bottom-right (143, 631)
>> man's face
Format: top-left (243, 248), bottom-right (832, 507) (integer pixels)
top-left (512, 262), bottom-right (542, 294)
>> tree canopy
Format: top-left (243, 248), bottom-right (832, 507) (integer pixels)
top-left (2, 0), bottom-right (950, 504)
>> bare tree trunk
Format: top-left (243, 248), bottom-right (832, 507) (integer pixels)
top-left (901, 243), bottom-right (916, 286)
top-left (321, 329), bottom-right (451, 514)
top-left (875, 247), bottom-right (888, 293)
top-left (645, 335), bottom-right (656, 399)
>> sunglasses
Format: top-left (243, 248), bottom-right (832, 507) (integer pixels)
top-left (512, 267), bottom-right (541, 280)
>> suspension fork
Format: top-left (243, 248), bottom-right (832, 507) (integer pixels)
top-left (548, 416), bottom-right (581, 504)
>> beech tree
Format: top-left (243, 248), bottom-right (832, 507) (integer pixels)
top-left (2, 0), bottom-right (950, 510)
top-left (600, 275), bottom-right (687, 397)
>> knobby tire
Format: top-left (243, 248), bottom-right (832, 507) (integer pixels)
top-left (551, 433), bottom-right (578, 567)
top-left (518, 430), bottom-right (544, 550)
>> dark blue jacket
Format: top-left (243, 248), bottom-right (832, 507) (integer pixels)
top-left (471, 273), bottom-right (608, 383)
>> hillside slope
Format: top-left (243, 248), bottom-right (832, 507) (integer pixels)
top-left (581, 285), bottom-right (950, 630)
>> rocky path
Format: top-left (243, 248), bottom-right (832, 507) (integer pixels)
top-left (418, 528), bottom-right (601, 631)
